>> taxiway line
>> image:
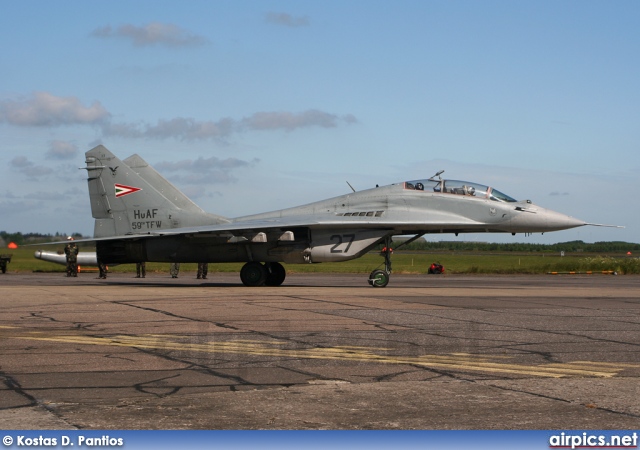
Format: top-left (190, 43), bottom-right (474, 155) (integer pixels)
top-left (3, 328), bottom-right (635, 379)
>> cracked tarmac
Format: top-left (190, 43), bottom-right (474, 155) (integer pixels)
top-left (1, 272), bottom-right (639, 429)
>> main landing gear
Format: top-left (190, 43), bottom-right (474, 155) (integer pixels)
top-left (240, 262), bottom-right (286, 287)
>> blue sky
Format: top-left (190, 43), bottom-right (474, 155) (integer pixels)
top-left (1, 1), bottom-right (638, 244)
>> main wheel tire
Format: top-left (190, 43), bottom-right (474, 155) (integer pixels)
top-left (240, 262), bottom-right (267, 286)
top-left (265, 262), bottom-right (286, 286)
top-left (368, 269), bottom-right (390, 288)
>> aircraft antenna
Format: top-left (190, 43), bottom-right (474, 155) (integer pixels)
top-left (346, 181), bottom-right (356, 193)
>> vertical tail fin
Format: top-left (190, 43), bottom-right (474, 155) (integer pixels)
top-left (122, 154), bottom-right (208, 215)
top-left (85, 145), bottom-right (228, 238)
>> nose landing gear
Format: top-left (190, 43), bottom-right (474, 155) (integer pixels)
top-left (368, 237), bottom-right (392, 288)
top-left (367, 233), bottom-right (426, 288)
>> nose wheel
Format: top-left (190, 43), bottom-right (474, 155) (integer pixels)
top-left (368, 269), bottom-right (390, 287)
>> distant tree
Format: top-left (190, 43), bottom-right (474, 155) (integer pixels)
top-left (1, 231), bottom-right (88, 245)
top-left (394, 238), bottom-right (639, 253)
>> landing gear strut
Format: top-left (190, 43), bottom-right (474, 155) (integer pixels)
top-left (240, 262), bottom-right (286, 287)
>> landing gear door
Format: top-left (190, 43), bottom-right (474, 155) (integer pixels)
top-left (309, 229), bottom-right (389, 262)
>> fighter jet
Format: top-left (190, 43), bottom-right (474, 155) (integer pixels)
top-left (75, 145), bottom-right (615, 287)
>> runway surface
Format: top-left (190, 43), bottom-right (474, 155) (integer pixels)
top-left (1, 272), bottom-right (639, 429)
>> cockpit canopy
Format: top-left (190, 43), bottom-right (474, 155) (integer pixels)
top-left (404, 179), bottom-right (517, 202)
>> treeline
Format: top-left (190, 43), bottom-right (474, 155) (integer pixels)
top-left (398, 240), bottom-right (640, 253)
top-left (0, 231), bottom-right (84, 245)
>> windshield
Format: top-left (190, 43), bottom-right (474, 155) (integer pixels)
top-left (404, 179), bottom-right (517, 202)
top-left (488, 187), bottom-right (517, 202)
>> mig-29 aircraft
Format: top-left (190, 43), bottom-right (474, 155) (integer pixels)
top-left (75, 145), bottom-right (613, 287)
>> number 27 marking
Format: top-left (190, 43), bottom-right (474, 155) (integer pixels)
top-left (330, 234), bottom-right (355, 253)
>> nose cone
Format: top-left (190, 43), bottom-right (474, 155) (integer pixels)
top-left (509, 204), bottom-right (586, 232)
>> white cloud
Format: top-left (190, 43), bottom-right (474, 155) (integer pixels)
top-left (91, 23), bottom-right (209, 48)
top-left (143, 117), bottom-right (235, 140)
top-left (265, 12), bottom-right (310, 27)
top-left (156, 156), bottom-right (257, 172)
top-left (10, 156), bottom-right (53, 178)
top-left (240, 110), bottom-right (355, 131)
top-left (103, 110), bottom-right (357, 140)
top-left (0, 92), bottom-right (109, 127)
top-left (47, 140), bottom-right (78, 160)
top-left (155, 156), bottom-right (260, 185)
top-left (101, 117), bottom-right (233, 140)
top-left (1, 92), bottom-right (357, 141)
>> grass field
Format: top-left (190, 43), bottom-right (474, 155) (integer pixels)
top-left (2, 247), bottom-right (639, 275)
